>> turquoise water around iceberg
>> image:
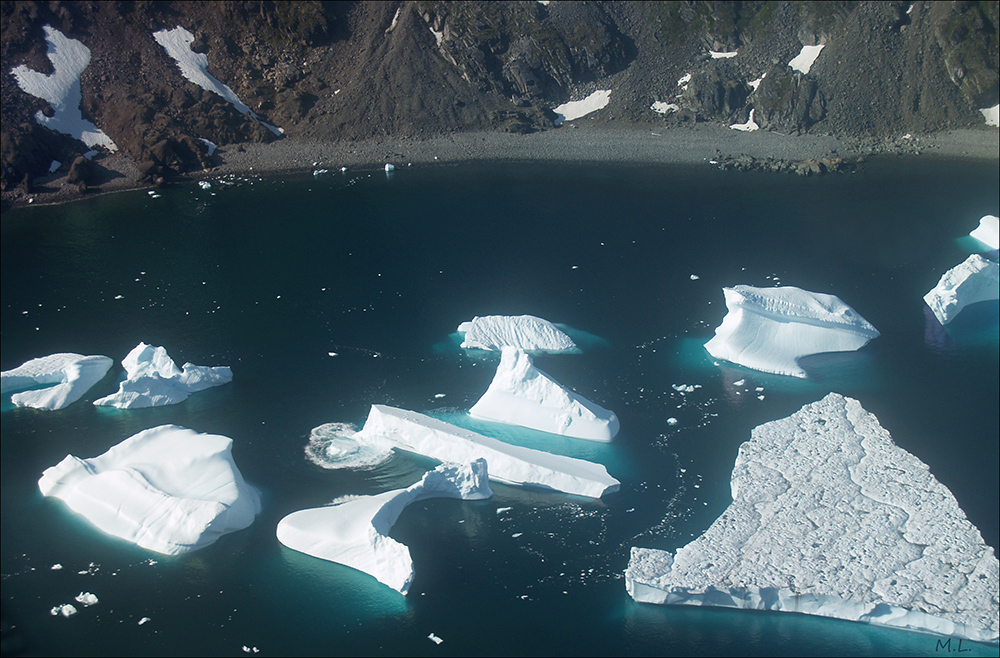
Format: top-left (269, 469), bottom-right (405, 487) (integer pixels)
top-left (1, 158), bottom-right (998, 656)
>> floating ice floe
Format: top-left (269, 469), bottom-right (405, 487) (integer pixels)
top-left (458, 315), bottom-right (579, 353)
top-left (50, 604), bottom-right (78, 618)
top-left (626, 393), bottom-right (999, 644)
top-left (353, 405), bottom-right (620, 498)
top-left (969, 215), bottom-right (999, 251)
top-left (2, 353), bottom-right (113, 410)
top-left (981, 104), bottom-right (999, 128)
top-left (553, 90), bottom-right (611, 126)
top-left (704, 285), bottom-right (879, 378)
top-left (74, 592), bottom-right (98, 606)
top-left (651, 101), bottom-right (679, 114)
top-left (93, 342), bottom-right (232, 408)
top-left (11, 25), bottom-right (117, 151)
top-left (923, 254), bottom-right (1000, 325)
top-left (153, 26), bottom-right (283, 136)
top-left (39, 424), bottom-right (261, 555)
top-left (729, 109), bottom-right (759, 132)
top-left (789, 44), bottom-right (825, 74)
top-left (470, 347), bottom-right (619, 442)
top-left (277, 460), bottom-right (492, 594)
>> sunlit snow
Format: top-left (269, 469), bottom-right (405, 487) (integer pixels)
top-left (789, 44), bottom-right (825, 74)
top-left (969, 215), bottom-right (999, 251)
top-left (553, 90), bottom-right (611, 126)
top-left (2, 353), bottom-right (113, 410)
top-left (923, 254), bottom-right (1000, 325)
top-left (980, 104), bottom-right (999, 127)
top-left (729, 109), bottom-right (759, 132)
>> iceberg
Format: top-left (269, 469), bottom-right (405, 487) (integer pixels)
top-left (458, 315), bottom-right (579, 353)
top-left (277, 460), bottom-right (492, 594)
top-left (469, 347), bottom-right (619, 442)
top-left (625, 394), bottom-right (999, 644)
top-left (969, 215), bottom-right (999, 251)
top-left (93, 342), bottom-right (232, 408)
top-left (39, 425), bottom-right (261, 555)
top-left (2, 353), bottom-right (113, 410)
top-left (704, 285), bottom-right (880, 378)
top-left (923, 254), bottom-right (1000, 325)
top-left (354, 405), bottom-right (620, 498)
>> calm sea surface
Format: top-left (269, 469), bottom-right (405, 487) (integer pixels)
top-left (2, 158), bottom-right (998, 656)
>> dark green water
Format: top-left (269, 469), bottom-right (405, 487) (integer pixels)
top-left (2, 159), bottom-right (998, 656)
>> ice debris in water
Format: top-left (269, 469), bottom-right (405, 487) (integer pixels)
top-left (50, 604), bottom-right (78, 617)
top-left (74, 592), bottom-right (98, 606)
top-left (2, 353), bottom-right (113, 410)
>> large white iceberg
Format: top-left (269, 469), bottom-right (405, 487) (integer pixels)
top-left (969, 215), bottom-right (999, 251)
top-left (626, 393), bottom-right (999, 644)
top-left (923, 254), bottom-right (1000, 325)
top-left (2, 353), bottom-right (112, 410)
top-left (277, 460), bottom-right (492, 594)
top-left (353, 405), bottom-right (620, 498)
top-left (704, 285), bottom-right (880, 378)
top-left (469, 347), bottom-right (619, 442)
top-left (93, 342), bottom-right (232, 408)
top-left (39, 425), bottom-right (261, 555)
top-left (458, 315), bottom-right (579, 353)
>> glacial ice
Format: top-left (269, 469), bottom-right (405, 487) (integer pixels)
top-left (625, 393), bottom-right (999, 644)
top-left (2, 353), bottom-right (113, 410)
top-left (704, 285), bottom-right (880, 378)
top-left (39, 425), bottom-right (260, 555)
top-left (923, 254), bottom-right (1000, 325)
top-left (93, 342), bottom-right (232, 408)
top-left (970, 215), bottom-right (999, 251)
top-left (353, 405), bottom-right (620, 498)
top-left (469, 347), bottom-right (619, 442)
top-left (458, 315), bottom-right (579, 353)
top-left (277, 460), bottom-right (492, 594)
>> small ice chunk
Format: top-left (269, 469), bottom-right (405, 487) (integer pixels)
top-left (138, 617), bottom-right (151, 625)
top-left (969, 215), bottom-right (999, 251)
top-left (923, 254), bottom-right (1000, 325)
top-left (313, 169), bottom-right (328, 176)
top-left (667, 418), bottom-right (679, 426)
top-left (2, 353), bottom-right (113, 410)
top-left (733, 379), bottom-right (745, 387)
top-left (93, 342), bottom-right (232, 408)
top-left (51, 563), bottom-right (63, 570)
top-left (50, 604), bottom-right (78, 617)
top-left (789, 44), bottom-right (825, 74)
top-left (553, 90), bottom-right (611, 126)
top-left (457, 315), bottom-right (578, 353)
top-left (198, 180), bottom-right (211, 190)
top-left (428, 633), bottom-right (444, 644)
top-left (74, 592), bottom-right (98, 606)
top-left (690, 274), bottom-right (700, 280)
top-left (385, 163), bottom-right (395, 172)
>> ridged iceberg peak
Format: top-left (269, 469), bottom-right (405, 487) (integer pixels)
top-left (923, 254), bottom-right (1000, 325)
top-left (93, 342), bottom-right (232, 408)
top-left (2, 353), bottom-right (112, 410)
top-left (457, 315), bottom-right (579, 353)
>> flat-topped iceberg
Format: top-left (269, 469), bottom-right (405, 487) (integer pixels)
top-left (625, 393), bottom-right (999, 644)
top-left (93, 342), bottom-right (232, 408)
top-left (354, 405), bottom-right (620, 498)
top-left (969, 215), bottom-right (999, 251)
top-left (924, 254), bottom-right (1000, 325)
top-left (704, 285), bottom-right (880, 378)
top-left (470, 347), bottom-right (619, 442)
top-left (277, 460), bottom-right (492, 594)
top-left (39, 425), bottom-right (260, 555)
top-left (2, 353), bottom-right (112, 410)
top-left (458, 315), bottom-right (579, 353)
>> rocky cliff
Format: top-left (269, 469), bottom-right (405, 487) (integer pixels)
top-left (2, 0), bottom-right (997, 191)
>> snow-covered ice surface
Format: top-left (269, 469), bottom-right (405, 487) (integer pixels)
top-left (981, 104), bottom-right (999, 127)
top-left (788, 44), bottom-right (825, 74)
top-left (625, 393), bottom-right (1000, 644)
top-left (969, 215), bottom-right (1000, 251)
top-left (11, 25), bottom-right (117, 151)
top-left (277, 460), bottom-right (492, 594)
top-left (709, 50), bottom-right (738, 59)
top-left (353, 405), bottom-right (620, 498)
top-left (458, 315), bottom-right (579, 353)
top-left (93, 342), bottom-right (232, 408)
top-left (153, 26), bottom-right (282, 136)
top-left (38, 425), bottom-right (261, 555)
top-left (553, 90), bottom-right (611, 126)
top-left (704, 285), bottom-right (880, 378)
top-left (469, 347), bottom-right (619, 442)
top-left (729, 109), bottom-right (759, 132)
top-left (923, 254), bottom-right (1000, 325)
top-left (2, 353), bottom-right (113, 410)
top-left (651, 101), bottom-right (679, 114)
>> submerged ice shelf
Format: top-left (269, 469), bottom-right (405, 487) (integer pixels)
top-left (39, 425), bottom-right (261, 555)
top-left (458, 315), bottom-right (579, 353)
top-left (277, 460), bottom-right (492, 594)
top-left (93, 342), bottom-right (232, 408)
top-left (626, 393), bottom-right (999, 644)
top-left (353, 405), bottom-right (620, 498)
top-left (705, 285), bottom-right (880, 378)
top-left (924, 254), bottom-right (1000, 325)
top-left (470, 347), bottom-right (619, 442)
top-left (2, 353), bottom-right (112, 410)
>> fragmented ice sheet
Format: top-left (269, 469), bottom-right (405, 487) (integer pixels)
top-left (93, 342), bottom-right (232, 408)
top-left (626, 393), bottom-right (999, 644)
top-left (969, 215), bottom-right (999, 251)
top-left (458, 315), bottom-right (579, 353)
top-left (39, 425), bottom-right (261, 555)
top-left (553, 90), bottom-right (611, 126)
top-left (10, 25), bottom-right (117, 150)
top-left (354, 405), bottom-right (620, 498)
top-left (277, 460), bottom-right (492, 594)
top-left (924, 254), bottom-right (1000, 325)
top-left (2, 353), bottom-right (113, 410)
top-left (705, 285), bottom-right (880, 378)
top-left (470, 347), bottom-right (619, 442)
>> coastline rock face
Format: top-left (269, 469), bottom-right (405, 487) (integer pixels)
top-left (353, 405), bottom-right (620, 498)
top-left (923, 254), bottom-right (1000, 325)
top-left (2, 353), bottom-right (113, 410)
top-left (39, 425), bottom-right (261, 555)
top-left (277, 460), bottom-right (492, 594)
top-left (93, 342), bottom-right (232, 408)
top-left (704, 285), bottom-right (880, 378)
top-left (470, 347), bottom-right (619, 442)
top-left (625, 393), bottom-right (1000, 644)
top-left (458, 315), bottom-right (579, 353)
